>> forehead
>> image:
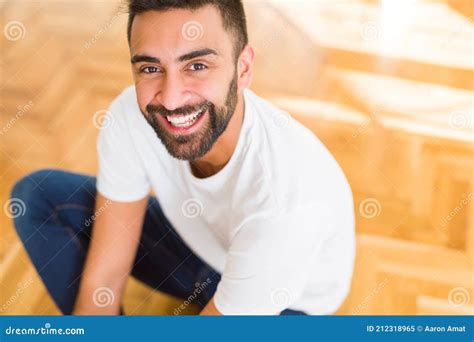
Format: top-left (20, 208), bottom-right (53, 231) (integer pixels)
top-left (130, 5), bottom-right (232, 60)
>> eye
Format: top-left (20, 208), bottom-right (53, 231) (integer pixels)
top-left (188, 63), bottom-right (208, 72)
top-left (141, 66), bottom-right (160, 74)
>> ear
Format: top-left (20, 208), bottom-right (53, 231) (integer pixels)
top-left (237, 44), bottom-right (255, 91)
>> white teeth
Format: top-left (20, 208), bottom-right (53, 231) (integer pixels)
top-left (166, 109), bottom-right (204, 128)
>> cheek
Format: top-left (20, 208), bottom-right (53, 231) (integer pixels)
top-left (191, 77), bottom-right (229, 105)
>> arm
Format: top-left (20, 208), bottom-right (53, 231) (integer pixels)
top-left (73, 192), bottom-right (148, 315)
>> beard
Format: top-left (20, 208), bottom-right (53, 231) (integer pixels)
top-left (141, 72), bottom-right (238, 161)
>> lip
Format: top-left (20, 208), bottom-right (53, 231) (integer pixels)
top-left (158, 108), bottom-right (207, 134)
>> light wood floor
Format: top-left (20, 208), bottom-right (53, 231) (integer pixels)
top-left (1, 0), bottom-right (473, 315)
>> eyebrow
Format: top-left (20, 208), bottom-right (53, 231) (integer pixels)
top-left (131, 48), bottom-right (219, 65)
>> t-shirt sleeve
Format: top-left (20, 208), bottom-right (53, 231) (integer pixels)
top-left (213, 204), bottom-right (324, 315)
top-left (96, 94), bottom-right (151, 202)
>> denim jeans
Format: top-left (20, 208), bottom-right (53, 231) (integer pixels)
top-left (11, 169), bottom-right (306, 316)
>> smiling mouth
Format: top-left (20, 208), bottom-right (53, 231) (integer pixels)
top-left (165, 108), bottom-right (206, 128)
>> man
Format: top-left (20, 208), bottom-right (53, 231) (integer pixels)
top-left (11, 0), bottom-right (355, 315)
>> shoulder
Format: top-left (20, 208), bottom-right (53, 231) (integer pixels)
top-left (246, 90), bottom-right (353, 213)
top-left (99, 85), bottom-right (143, 135)
top-left (113, 84), bottom-right (137, 105)
top-left (108, 85), bottom-right (139, 118)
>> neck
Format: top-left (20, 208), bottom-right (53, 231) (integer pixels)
top-left (190, 92), bottom-right (245, 178)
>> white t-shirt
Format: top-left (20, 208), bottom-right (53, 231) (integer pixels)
top-left (96, 85), bottom-right (355, 315)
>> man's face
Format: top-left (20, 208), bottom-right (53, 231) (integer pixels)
top-left (130, 6), bottom-right (239, 161)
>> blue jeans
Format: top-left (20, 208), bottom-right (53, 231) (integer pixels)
top-left (11, 169), bottom-right (306, 316)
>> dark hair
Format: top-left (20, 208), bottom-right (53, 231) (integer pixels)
top-left (127, 0), bottom-right (249, 60)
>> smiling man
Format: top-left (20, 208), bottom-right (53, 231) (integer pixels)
top-left (11, 0), bottom-right (355, 316)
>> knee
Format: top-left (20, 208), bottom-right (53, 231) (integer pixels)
top-left (10, 168), bottom-right (56, 203)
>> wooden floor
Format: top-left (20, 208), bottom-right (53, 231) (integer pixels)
top-left (1, 0), bottom-right (473, 315)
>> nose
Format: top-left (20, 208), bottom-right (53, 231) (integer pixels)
top-left (156, 71), bottom-right (192, 111)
